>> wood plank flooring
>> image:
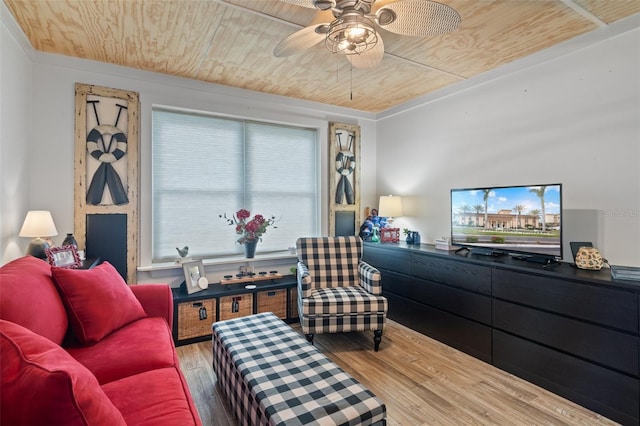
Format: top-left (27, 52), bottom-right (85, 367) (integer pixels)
top-left (176, 320), bottom-right (619, 425)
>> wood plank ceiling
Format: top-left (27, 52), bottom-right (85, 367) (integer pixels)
top-left (4, 0), bottom-right (639, 113)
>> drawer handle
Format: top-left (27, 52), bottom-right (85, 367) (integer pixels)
top-left (267, 291), bottom-right (276, 297)
top-left (192, 302), bottom-right (203, 308)
top-left (199, 306), bottom-right (207, 320)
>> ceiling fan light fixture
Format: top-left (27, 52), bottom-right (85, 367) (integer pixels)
top-left (326, 12), bottom-right (377, 55)
top-left (313, 0), bottom-right (336, 10)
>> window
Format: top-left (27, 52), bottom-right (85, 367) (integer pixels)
top-left (152, 108), bottom-right (319, 262)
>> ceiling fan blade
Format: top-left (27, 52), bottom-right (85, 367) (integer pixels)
top-left (278, 0), bottom-right (317, 9)
top-left (273, 25), bottom-right (327, 57)
top-left (377, 0), bottom-right (461, 37)
top-left (347, 36), bottom-right (384, 69)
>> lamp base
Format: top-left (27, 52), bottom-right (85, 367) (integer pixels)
top-left (26, 238), bottom-right (50, 259)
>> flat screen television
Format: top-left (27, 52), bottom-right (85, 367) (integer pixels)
top-left (450, 183), bottom-right (563, 260)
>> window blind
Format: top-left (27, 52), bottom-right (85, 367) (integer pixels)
top-left (152, 108), bottom-right (318, 262)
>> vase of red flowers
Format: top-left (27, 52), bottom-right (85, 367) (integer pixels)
top-left (220, 209), bottom-right (277, 258)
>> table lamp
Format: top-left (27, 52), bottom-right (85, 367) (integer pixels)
top-left (19, 210), bottom-right (58, 259)
top-left (378, 195), bottom-right (403, 224)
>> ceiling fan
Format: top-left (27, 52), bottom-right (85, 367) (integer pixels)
top-left (273, 0), bottom-right (461, 69)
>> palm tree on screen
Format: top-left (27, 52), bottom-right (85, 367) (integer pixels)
top-left (529, 186), bottom-right (547, 232)
top-left (513, 204), bottom-right (526, 229)
top-left (473, 204), bottom-right (484, 227)
top-left (483, 190), bottom-right (491, 229)
top-left (529, 209), bottom-right (541, 229)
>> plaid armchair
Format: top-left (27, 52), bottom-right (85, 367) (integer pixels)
top-left (296, 236), bottom-right (388, 351)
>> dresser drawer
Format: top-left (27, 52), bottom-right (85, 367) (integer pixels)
top-left (493, 269), bottom-right (638, 333)
top-left (380, 269), bottom-right (411, 298)
top-left (494, 330), bottom-right (639, 425)
top-left (177, 298), bottom-right (216, 340)
top-left (411, 253), bottom-right (491, 294)
top-left (413, 277), bottom-right (491, 325)
top-left (363, 245), bottom-right (410, 275)
top-left (494, 299), bottom-right (638, 376)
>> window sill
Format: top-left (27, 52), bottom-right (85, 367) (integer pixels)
top-left (137, 250), bottom-right (297, 273)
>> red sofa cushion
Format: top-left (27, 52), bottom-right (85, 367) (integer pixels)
top-left (0, 320), bottom-right (127, 426)
top-left (52, 262), bottom-right (147, 345)
top-left (0, 256), bottom-right (68, 345)
top-left (103, 367), bottom-right (202, 426)
top-left (67, 317), bottom-right (177, 384)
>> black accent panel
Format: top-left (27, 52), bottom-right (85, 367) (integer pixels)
top-left (86, 214), bottom-right (127, 280)
top-left (335, 211), bottom-right (355, 236)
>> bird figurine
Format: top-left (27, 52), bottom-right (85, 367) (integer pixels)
top-left (176, 246), bottom-right (189, 257)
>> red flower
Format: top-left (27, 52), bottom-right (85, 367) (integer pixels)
top-left (221, 208), bottom-right (277, 245)
top-left (236, 209), bottom-right (250, 221)
top-left (245, 220), bottom-right (260, 233)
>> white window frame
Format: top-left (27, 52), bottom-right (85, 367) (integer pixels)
top-left (149, 106), bottom-right (323, 264)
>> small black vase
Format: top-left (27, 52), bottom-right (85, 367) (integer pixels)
top-left (62, 233), bottom-right (78, 248)
top-left (244, 240), bottom-right (258, 258)
top-left (405, 233), bottom-right (414, 244)
top-left (412, 232), bottom-right (421, 245)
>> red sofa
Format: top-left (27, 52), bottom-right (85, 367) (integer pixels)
top-left (0, 256), bottom-right (202, 426)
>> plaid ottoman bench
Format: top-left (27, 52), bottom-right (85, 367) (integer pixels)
top-left (212, 312), bottom-right (386, 426)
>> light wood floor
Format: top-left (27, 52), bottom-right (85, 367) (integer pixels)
top-left (176, 320), bottom-right (619, 425)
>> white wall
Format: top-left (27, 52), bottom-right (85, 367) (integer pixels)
top-left (0, 3), bottom-right (33, 263)
top-left (377, 24), bottom-right (640, 267)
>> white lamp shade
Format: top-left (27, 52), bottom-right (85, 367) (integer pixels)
top-left (379, 195), bottom-right (403, 218)
top-left (19, 211), bottom-right (58, 238)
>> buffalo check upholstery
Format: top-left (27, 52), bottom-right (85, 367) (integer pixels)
top-left (296, 236), bottom-right (388, 351)
top-left (212, 312), bottom-right (386, 426)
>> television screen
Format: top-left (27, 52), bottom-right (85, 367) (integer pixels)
top-left (451, 183), bottom-right (562, 260)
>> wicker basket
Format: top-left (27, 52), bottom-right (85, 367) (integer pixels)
top-left (257, 288), bottom-right (287, 319)
top-left (177, 298), bottom-right (216, 340)
top-left (219, 293), bottom-right (253, 321)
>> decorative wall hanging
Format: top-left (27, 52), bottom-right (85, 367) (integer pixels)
top-left (328, 122), bottom-right (360, 236)
top-left (74, 83), bottom-right (139, 284)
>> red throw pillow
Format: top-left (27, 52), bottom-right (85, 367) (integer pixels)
top-left (52, 262), bottom-right (147, 345)
top-left (0, 320), bottom-right (127, 425)
top-left (0, 256), bottom-right (69, 345)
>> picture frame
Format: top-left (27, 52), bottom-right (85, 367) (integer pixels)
top-left (182, 260), bottom-right (208, 294)
top-left (46, 245), bottom-right (82, 268)
top-left (380, 228), bottom-right (400, 243)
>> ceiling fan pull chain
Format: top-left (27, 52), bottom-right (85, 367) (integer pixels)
top-left (350, 63), bottom-right (353, 101)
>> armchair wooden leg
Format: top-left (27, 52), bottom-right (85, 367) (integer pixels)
top-left (373, 330), bottom-right (382, 352)
top-left (305, 334), bottom-right (314, 345)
